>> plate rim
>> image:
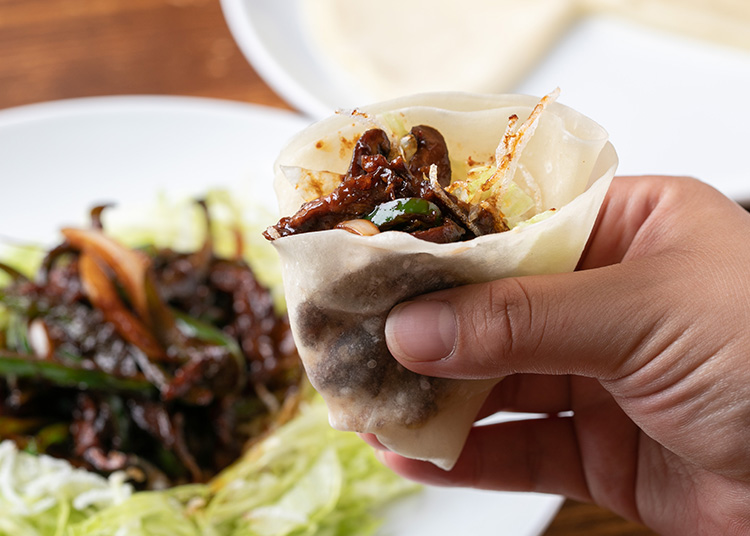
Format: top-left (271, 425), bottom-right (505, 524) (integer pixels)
top-left (220, 0), bottom-right (331, 119)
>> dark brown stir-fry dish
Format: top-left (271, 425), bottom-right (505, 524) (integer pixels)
top-left (263, 125), bottom-right (509, 244)
top-left (0, 203), bottom-right (301, 489)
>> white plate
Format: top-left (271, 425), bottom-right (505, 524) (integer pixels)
top-left (0, 96), bottom-right (563, 536)
top-left (222, 1), bottom-right (750, 203)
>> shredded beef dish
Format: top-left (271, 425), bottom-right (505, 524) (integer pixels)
top-left (0, 203), bottom-right (301, 489)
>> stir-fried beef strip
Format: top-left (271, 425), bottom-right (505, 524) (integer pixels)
top-left (264, 125), bottom-right (499, 243)
top-left (0, 204), bottom-right (301, 489)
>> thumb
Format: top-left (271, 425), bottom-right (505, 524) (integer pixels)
top-left (384, 261), bottom-right (669, 381)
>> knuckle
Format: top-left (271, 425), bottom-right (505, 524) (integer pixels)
top-left (460, 278), bottom-right (537, 375)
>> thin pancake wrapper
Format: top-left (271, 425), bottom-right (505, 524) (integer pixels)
top-left (268, 92), bottom-right (618, 470)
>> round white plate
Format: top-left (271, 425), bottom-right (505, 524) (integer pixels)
top-left (0, 96), bottom-right (563, 536)
top-left (222, 1), bottom-right (750, 203)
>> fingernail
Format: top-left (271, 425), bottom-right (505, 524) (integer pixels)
top-left (385, 300), bottom-right (456, 362)
top-left (358, 433), bottom-right (387, 450)
top-left (373, 449), bottom-right (387, 464)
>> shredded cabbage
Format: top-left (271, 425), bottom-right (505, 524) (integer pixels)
top-left (446, 164), bottom-right (537, 228)
top-left (0, 441), bottom-right (133, 536)
top-left (495, 181), bottom-right (536, 228)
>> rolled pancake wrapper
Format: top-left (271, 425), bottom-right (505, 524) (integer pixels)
top-left (270, 93), bottom-right (618, 470)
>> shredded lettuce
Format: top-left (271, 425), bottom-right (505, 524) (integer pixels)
top-left (0, 441), bottom-right (133, 536)
top-left (446, 165), bottom-right (537, 229)
top-left (202, 399), bottom-right (418, 536)
top-left (509, 207), bottom-right (558, 231)
top-left (495, 181), bottom-right (536, 228)
top-left (379, 112), bottom-right (409, 142)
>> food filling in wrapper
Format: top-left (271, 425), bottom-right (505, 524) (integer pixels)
top-left (264, 90), bottom-right (618, 470)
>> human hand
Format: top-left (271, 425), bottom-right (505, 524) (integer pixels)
top-left (378, 176), bottom-right (750, 535)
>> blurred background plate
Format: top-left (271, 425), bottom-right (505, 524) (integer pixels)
top-left (221, 0), bottom-right (750, 203)
top-left (0, 96), bottom-right (308, 248)
top-left (0, 95), bottom-right (564, 536)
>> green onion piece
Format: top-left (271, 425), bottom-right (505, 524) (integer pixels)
top-left (0, 351), bottom-right (155, 393)
top-left (6, 312), bottom-right (32, 354)
top-left (25, 422), bottom-right (70, 455)
top-left (364, 198), bottom-right (442, 228)
top-left (172, 310), bottom-right (243, 361)
top-left (0, 416), bottom-right (47, 437)
top-left (171, 309), bottom-right (247, 389)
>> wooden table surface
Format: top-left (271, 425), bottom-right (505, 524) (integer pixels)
top-left (0, 1), bottom-right (658, 534)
